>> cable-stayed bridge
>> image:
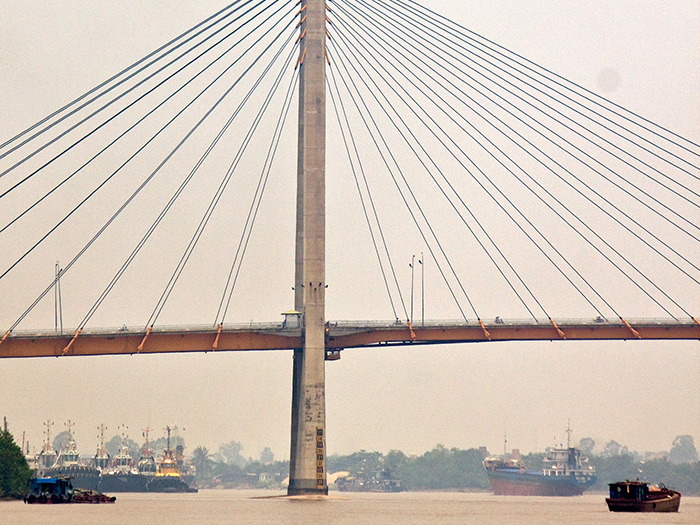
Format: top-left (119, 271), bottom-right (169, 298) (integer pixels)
top-left (1, 0), bottom-right (698, 495)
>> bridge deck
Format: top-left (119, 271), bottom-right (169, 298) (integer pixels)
top-left (1, 319), bottom-right (697, 358)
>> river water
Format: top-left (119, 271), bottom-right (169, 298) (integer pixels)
top-left (4, 490), bottom-right (699, 524)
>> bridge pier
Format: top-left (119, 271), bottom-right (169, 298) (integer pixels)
top-left (288, 0), bottom-right (328, 496)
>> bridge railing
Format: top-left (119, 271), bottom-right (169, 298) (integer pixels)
top-left (7, 316), bottom-right (696, 339)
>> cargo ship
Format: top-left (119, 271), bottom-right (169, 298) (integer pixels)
top-left (483, 426), bottom-right (596, 496)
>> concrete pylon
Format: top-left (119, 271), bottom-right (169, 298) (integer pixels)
top-left (288, 0), bottom-right (327, 496)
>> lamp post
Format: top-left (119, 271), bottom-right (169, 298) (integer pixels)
top-left (419, 252), bottom-right (424, 327)
top-left (409, 255), bottom-right (415, 323)
top-left (54, 261), bottom-right (63, 335)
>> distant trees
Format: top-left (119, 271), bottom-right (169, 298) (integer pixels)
top-left (601, 440), bottom-right (629, 458)
top-left (327, 445), bottom-right (489, 491)
top-left (215, 440), bottom-right (247, 467)
top-left (191, 446), bottom-right (214, 482)
top-left (52, 430), bottom-right (71, 452)
top-left (578, 437), bottom-right (595, 455)
top-left (260, 447), bottom-right (275, 465)
top-left (187, 434), bottom-right (700, 494)
top-left (0, 429), bottom-right (32, 499)
top-left (325, 439), bottom-right (699, 495)
top-left (148, 435), bottom-right (184, 456)
top-left (669, 435), bottom-right (698, 464)
top-left (191, 442), bottom-right (288, 488)
top-left (105, 434), bottom-right (140, 459)
top-left (585, 435), bottom-right (700, 494)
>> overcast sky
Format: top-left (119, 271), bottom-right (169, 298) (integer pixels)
top-left (0, 1), bottom-right (698, 463)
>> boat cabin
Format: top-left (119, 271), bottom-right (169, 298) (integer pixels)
top-left (24, 477), bottom-right (74, 504)
top-left (609, 480), bottom-right (648, 500)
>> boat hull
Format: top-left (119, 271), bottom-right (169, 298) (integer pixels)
top-left (487, 471), bottom-right (595, 496)
top-left (606, 492), bottom-right (681, 512)
top-left (146, 475), bottom-right (198, 493)
top-left (40, 466), bottom-right (100, 491)
top-left (98, 473), bottom-right (150, 493)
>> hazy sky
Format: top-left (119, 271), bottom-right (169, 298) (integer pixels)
top-left (0, 0), bottom-right (698, 463)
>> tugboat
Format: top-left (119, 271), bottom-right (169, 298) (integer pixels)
top-left (35, 420), bottom-right (58, 472)
top-left (98, 425), bottom-right (149, 492)
top-left (606, 480), bottom-right (681, 512)
top-left (93, 424), bottom-right (111, 471)
top-left (44, 420), bottom-right (100, 490)
top-left (137, 427), bottom-right (157, 478)
top-left (146, 426), bottom-right (197, 493)
top-left (483, 424), bottom-right (596, 496)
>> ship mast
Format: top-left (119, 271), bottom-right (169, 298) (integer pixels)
top-left (42, 419), bottom-right (54, 453)
top-left (566, 420), bottom-right (573, 448)
top-left (118, 424), bottom-right (129, 451)
top-left (164, 425), bottom-right (172, 454)
top-left (143, 427), bottom-right (152, 455)
top-left (96, 424), bottom-right (108, 455)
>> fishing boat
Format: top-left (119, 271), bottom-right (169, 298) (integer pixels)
top-left (606, 480), bottom-right (681, 512)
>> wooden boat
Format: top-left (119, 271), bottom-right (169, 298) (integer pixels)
top-left (606, 480), bottom-right (680, 512)
top-left (24, 477), bottom-right (115, 504)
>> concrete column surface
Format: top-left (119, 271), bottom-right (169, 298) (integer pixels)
top-left (289, 0), bottom-right (327, 496)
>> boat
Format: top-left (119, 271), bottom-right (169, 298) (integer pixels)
top-left (35, 420), bottom-right (58, 472)
top-left (334, 474), bottom-right (404, 492)
top-left (145, 426), bottom-right (197, 493)
top-left (483, 425), bottom-right (596, 496)
top-left (93, 424), bottom-right (111, 471)
top-left (24, 477), bottom-right (73, 504)
top-left (43, 420), bottom-right (100, 490)
top-left (24, 477), bottom-right (115, 504)
top-left (606, 480), bottom-right (681, 512)
top-left (98, 426), bottom-right (149, 492)
top-left (136, 427), bottom-right (157, 478)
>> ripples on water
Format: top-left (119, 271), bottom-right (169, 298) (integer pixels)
top-left (4, 490), bottom-right (699, 524)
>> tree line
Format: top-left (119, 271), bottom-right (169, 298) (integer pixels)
top-left (1, 426), bottom-right (698, 497)
top-left (189, 435), bottom-right (700, 494)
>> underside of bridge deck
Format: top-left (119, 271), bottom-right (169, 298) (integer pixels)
top-left (1, 321), bottom-right (697, 359)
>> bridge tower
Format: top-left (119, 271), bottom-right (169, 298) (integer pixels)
top-left (288, 0), bottom-right (328, 496)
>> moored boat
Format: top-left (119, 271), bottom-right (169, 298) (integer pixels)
top-left (137, 427), bottom-right (157, 478)
top-left (24, 477), bottom-right (115, 504)
top-left (606, 480), bottom-right (680, 512)
top-left (35, 420), bottom-right (58, 471)
top-left (43, 420), bottom-right (100, 490)
top-left (98, 426), bottom-right (149, 492)
top-left (93, 424), bottom-right (111, 471)
top-left (146, 425), bottom-right (197, 493)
